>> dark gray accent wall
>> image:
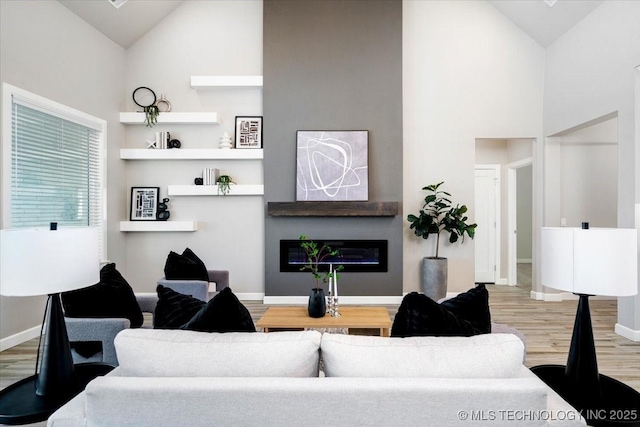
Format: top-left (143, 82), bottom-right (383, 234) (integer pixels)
top-left (263, 0), bottom-right (403, 296)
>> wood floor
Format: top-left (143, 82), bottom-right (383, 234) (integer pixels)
top-left (1, 283), bottom-right (639, 426)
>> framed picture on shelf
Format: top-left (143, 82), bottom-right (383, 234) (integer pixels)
top-left (235, 116), bottom-right (263, 149)
top-left (130, 187), bottom-right (159, 221)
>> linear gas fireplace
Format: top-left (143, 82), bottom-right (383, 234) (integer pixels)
top-left (280, 239), bottom-right (388, 273)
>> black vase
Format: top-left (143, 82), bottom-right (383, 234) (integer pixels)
top-left (308, 288), bottom-right (326, 318)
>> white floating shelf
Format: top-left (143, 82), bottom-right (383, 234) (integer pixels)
top-left (119, 221), bottom-right (198, 232)
top-left (120, 149), bottom-right (263, 160)
top-left (190, 75), bottom-right (263, 89)
top-left (119, 112), bottom-right (219, 125)
top-left (168, 185), bottom-right (264, 196)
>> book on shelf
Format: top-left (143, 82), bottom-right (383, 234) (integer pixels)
top-left (155, 131), bottom-right (170, 149)
top-left (202, 168), bottom-right (220, 185)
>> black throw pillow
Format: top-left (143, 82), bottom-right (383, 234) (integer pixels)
top-left (62, 263), bottom-right (143, 328)
top-left (154, 285), bottom-right (206, 329)
top-left (390, 285), bottom-right (491, 338)
top-left (164, 248), bottom-right (209, 281)
top-left (441, 284), bottom-right (491, 333)
top-left (181, 287), bottom-right (255, 333)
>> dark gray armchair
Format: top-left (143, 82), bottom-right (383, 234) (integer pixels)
top-left (65, 270), bottom-right (229, 366)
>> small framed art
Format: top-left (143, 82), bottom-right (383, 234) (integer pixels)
top-left (130, 187), bottom-right (159, 221)
top-left (234, 116), bottom-right (263, 149)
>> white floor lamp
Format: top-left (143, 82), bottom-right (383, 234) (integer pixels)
top-left (0, 226), bottom-right (109, 425)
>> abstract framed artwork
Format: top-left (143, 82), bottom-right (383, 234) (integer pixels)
top-left (130, 187), bottom-right (159, 221)
top-left (234, 116), bottom-right (263, 148)
top-left (296, 131), bottom-right (369, 201)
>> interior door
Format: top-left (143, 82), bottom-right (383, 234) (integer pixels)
top-left (474, 168), bottom-right (497, 283)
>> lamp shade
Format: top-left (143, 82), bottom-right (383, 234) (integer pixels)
top-left (541, 227), bottom-right (638, 297)
top-left (0, 227), bottom-right (99, 297)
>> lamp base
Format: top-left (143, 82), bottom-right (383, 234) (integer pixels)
top-left (532, 365), bottom-right (640, 426)
top-left (0, 363), bottom-right (113, 425)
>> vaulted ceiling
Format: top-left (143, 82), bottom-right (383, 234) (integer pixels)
top-left (488, 0), bottom-right (603, 47)
top-left (58, 0), bottom-right (604, 50)
top-left (58, 0), bottom-right (183, 49)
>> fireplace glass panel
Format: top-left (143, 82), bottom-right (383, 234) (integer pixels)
top-left (280, 240), bottom-right (388, 272)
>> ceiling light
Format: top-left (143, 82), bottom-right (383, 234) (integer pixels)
top-left (109, 0), bottom-right (128, 9)
top-left (544, 0), bottom-right (558, 6)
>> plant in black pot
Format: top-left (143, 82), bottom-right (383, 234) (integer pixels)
top-left (299, 235), bottom-right (343, 318)
top-left (407, 182), bottom-right (477, 300)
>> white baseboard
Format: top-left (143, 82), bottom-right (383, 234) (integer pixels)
top-left (517, 259), bottom-right (532, 264)
top-left (236, 293), bottom-right (265, 301)
top-left (530, 291), bottom-right (563, 301)
top-left (0, 325), bottom-right (41, 352)
top-left (615, 323), bottom-right (640, 341)
top-left (494, 278), bottom-right (508, 285)
top-left (262, 296), bottom-right (403, 305)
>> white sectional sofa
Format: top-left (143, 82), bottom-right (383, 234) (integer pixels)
top-left (48, 329), bottom-right (586, 427)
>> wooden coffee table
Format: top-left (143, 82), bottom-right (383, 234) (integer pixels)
top-left (256, 306), bottom-right (391, 337)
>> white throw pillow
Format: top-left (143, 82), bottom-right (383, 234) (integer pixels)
top-left (321, 333), bottom-right (524, 378)
top-left (115, 329), bottom-right (322, 377)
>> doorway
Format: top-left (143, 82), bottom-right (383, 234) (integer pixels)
top-left (507, 159), bottom-right (533, 290)
top-left (474, 166), bottom-right (499, 283)
top-left (475, 138), bottom-right (534, 286)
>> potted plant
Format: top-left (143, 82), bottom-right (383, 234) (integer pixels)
top-left (216, 175), bottom-right (234, 196)
top-left (144, 105), bottom-right (159, 128)
top-left (407, 182), bottom-right (477, 300)
top-left (132, 87), bottom-right (161, 128)
top-left (299, 235), bottom-right (343, 317)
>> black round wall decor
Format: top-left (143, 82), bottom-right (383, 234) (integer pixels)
top-left (132, 87), bottom-right (156, 108)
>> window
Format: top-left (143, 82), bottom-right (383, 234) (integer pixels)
top-left (2, 83), bottom-right (107, 259)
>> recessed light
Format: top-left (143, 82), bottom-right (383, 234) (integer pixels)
top-left (544, 0), bottom-right (558, 6)
top-left (109, 0), bottom-right (128, 9)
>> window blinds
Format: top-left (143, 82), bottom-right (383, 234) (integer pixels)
top-left (10, 97), bottom-right (103, 250)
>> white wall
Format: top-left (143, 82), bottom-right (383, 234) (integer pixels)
top-left (404, 0), bottom-right (544, 293)
top-left (123, 1), bottom-right (264, 295)
top-left (567, 120), bottom-right (617, 228)
top-left (545, 117), bottom-right (618, 228)
top-left (0, 0), bottom-right (126, 344)
top-left (543, 1), bottom-right (640, 333)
